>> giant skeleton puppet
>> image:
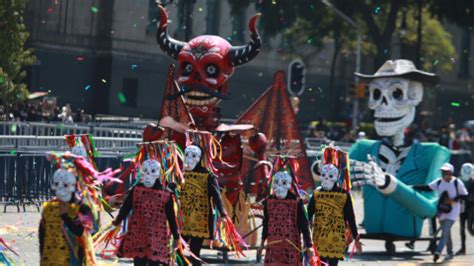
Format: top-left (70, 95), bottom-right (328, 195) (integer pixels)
top-left (151, 5), bottom-right (270, 202)
top-left (349, 60), bottom-right (450, 242)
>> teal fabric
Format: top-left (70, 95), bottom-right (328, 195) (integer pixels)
top-left (349, 140), bottom-right (450, 237)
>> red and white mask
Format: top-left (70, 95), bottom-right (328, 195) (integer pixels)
top-left (156, 5), bottom-right (261, 119)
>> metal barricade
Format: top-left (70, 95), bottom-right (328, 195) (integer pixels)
top-left (0, 153), bottom-right (17, 206)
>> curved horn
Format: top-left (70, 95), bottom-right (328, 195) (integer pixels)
top-left (228, 13), bottom-right (262, 67)
top-left (156, 5), bottom-right (185, 60)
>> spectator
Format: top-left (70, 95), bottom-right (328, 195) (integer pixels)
top-left (58, 105), bottom-right (74, 124)
top-left (413, 163), bottom-right (468, 262)
top-left (456, 163), bottom-right (474, 255)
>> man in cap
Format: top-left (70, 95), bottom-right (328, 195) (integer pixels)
top-left (349, 60), bottom-right (451, 253)
top-left (413, 162), bottom-right (468, 262)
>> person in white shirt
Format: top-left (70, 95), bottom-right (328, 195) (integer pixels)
top-left (413, 163), bottom-right (468, 262)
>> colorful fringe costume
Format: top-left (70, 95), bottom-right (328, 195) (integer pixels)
top-left (262, 193), bottom-right (312, 266)
top-left (113, 184), bottom-right (179, 265)
top-left (39, 199), bottom-right (95, 266)
top-left (94, 140), bottom-right (184, 266)
top-left (307, 146), bottom-right (358, 266)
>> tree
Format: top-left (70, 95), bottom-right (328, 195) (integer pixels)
top-left (0, 0), bottom-right (35, 112)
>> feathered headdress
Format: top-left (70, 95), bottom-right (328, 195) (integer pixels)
top-left (320, 145), bottom-right (351, 192)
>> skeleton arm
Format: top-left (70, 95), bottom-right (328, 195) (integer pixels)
top-left (350, 145), bottom-right (450, 218)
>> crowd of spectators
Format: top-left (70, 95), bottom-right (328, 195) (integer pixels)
top-left (0, 103), bottom-right (92, 124)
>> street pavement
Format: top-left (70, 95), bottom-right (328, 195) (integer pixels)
top-left (1, 191), bottom-right (473, 265)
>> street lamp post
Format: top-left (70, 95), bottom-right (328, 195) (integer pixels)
top-left (321, 0), bottom-right (362, 131)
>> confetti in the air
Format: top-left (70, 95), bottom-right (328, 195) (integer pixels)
top-left (10, 150), bottom-right (17, 155)
top-left (101, 79), bottom-right (107, 83)
top-left (433, 59), bottom-right (439, 66)
top-left (451, 102), bottom-right (460, 107)
top-left (272, 0), bottom-right (277, 4)
top-left (0, 77), bottom-right (4, 84)
top-left (91, 6), bottom-right (98, 13)
top-left (118, 92), bottom-right (127, 104)
top-left (450, 57), bottom-right (456, 63)
top-left (307, 38), bottom-right (313, 44)
top-left (198, 7), bottom-right (203, 12)
top-left (76, 56), bottom-right (84, 61)
top-left (131, 64), bottom-right (138, 70)
top-left (85, 85), bottom-right (91, 91)
top-left (11, 124), bottom-right (17, 134)
top-left (47, 7), bottom-right (54, 13)
top-left (373, 6), bottom-right (381, 14)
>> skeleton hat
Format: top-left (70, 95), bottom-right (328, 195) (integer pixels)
top-left (355, 60), bottom-right (439, 84)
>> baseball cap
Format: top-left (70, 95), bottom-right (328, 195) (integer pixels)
top-left (440, 163), bottom-right (454, 173)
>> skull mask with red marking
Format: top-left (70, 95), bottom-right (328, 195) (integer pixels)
top-left (156, 5), bottom-right (261, 120)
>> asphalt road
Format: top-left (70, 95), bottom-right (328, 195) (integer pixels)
top-left (1, 191), bottom-right (473, 265)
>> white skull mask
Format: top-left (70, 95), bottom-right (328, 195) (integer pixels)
top-left (71, 145), bottom-right (88, 159)
top-left (368, 78), bottom-right (423, 137)
top-left (184, 145), bottom-right (202, 171)
top-left (141, 159), bottom-right (162, 188)
top-left (320, 164), bottom-right (339, 191)
top-left (272, 171), bottom-right (292, 199)
top-left (51, 169), bottom-right (77, 202)
top-left (460, 163), bottom-right (474, 182)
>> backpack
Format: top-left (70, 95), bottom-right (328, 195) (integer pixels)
top-left (436, 179), bottom-right (458, 214)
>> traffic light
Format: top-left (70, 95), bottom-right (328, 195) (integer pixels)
top-left (287, 60), bottom-right (305, 96)
top-left (350, 82), bottom-right (368, 99)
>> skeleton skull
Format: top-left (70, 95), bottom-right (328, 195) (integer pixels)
top-left (272, 171), bottom-right (292, 199)
top-left (71, 145), bottom-right (88, 159)
top-left (141, 159), bottom-right (162, 188)
top-left (320, 164), bottom-right (339, 191)
top-left (51, 169), bottom-right (77, 202)
top-left (460, 163), bottom-right (474, 182)
top-left (184, 145), bottom-right (202, 171)
top-left (368, 78), bottom-right (423, 137)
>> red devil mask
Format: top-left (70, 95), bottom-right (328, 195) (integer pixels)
top-left (157, 5), bottom-right (261, 119)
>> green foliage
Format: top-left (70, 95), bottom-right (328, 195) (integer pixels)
top-left (0, 0), bottom-right (35, 109)
top-left (399, 8), bottom-right (456, 72)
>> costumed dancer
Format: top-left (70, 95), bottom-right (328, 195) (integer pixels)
top-left (39, 153), bottom-right (101, 265)
top-left (94, 141), bottom-right (185, 265)
top-left (180, 130), bottom-right (245, 265)
top-left (257, 160), bottom-right (315, 266)
top-left (308, 146), bottom-right (361, 266)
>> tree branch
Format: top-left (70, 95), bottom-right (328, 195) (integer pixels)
top-left (354, 0), bottom-right (381, 39)
top-left (383, 0), bottom-right (402, 40)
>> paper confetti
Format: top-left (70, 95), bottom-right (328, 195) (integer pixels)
top-left (47, 7), bottom-right (54, 13)
top-left (307, 38), bottom-right (313, 44)
top-left (433, 59), bottom-right (439, 66)
top-left (76, 56), bottom-right (84, 61)
top-left (0, 77), bottom-right (5, 84)
top-left (131, 64), bottom-right (138, 70)
top-left (101, 79), bottom-right (107, 83)
top-left (373, 6), bottom-right (381, 14)
top-left (10, 124), bottom-right (17, 134)
top-left (91, 6), bottom-right (98, 13)
top-left (451, 102), bottom-right (460, 107)
top-left (10, 150), bottom-right (17, 155)
top-left (117, 92), bottom-right (127, 104)
top-left (198, 7), bottom-right (203, 12)
top-left (85, 85), bottom-right (91, 91)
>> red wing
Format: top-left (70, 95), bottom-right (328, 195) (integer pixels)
top-left (236, 71), bottom-right (314, 191)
